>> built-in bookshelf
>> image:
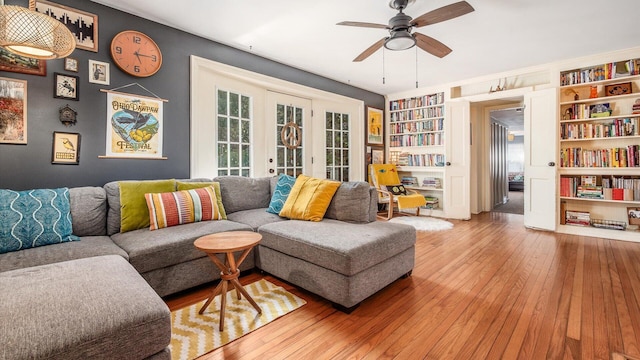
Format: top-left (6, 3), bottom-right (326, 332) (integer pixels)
top-left (558, 59), bottom-right (640, 241)
top-left (388, 91), bottom-right (446, 216)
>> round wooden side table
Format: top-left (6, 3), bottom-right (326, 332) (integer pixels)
top-left (194, 231), bottom-right (262, 331)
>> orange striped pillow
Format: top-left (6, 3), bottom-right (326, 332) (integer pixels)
top-left (144, 186), bottom-right (224, 230)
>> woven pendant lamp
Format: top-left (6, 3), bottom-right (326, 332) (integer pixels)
top-left (0, 0), bottom-right (75, 59)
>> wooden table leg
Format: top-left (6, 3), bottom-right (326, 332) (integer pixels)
top-left (199, 280), bottom-right (223, 315)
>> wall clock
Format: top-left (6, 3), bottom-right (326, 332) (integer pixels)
top-left (110, 30), bottom-right (163, 77)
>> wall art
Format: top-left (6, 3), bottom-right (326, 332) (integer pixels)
top-left (54, 73), bottom-right (79, 101)
top-left (0, 48), bottom-right (46, 76)
top-left (33, 0), bottom-right (98, 52)
top-left (0, 77), bottom-right (27, 144)
top-left (104, 90), bottom-right (165, 159)
top-left (64, 57), bottom-right (78, 72)
top-left (366, 106), bottom-right (384, 145)
top-left (88, 60), bottom-right (110, 85)
top-left (52, 131), bottom-right (80, 164)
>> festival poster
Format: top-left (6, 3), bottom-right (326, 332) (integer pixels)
top-left (105, 92), bottom-right (163, 158)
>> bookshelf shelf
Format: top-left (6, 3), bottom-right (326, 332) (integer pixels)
top-left (405, 186), bottom-right (444, 192)
top-left (560, 196), bottom-right (640, 205)
top-left (557, 58), bottom-right (640, 242)
top-left (396, 166), bottom-right (445, 172)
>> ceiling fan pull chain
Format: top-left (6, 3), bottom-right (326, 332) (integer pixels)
top-left (382, 47), bottom-right (386, 85)
top-left (415, 46), bottom-right (419, 88)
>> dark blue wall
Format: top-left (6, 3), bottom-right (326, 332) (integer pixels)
top-left (0, 0), bottom-right (384, 190)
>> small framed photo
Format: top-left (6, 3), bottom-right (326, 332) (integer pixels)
top-left (371, 147), bottom-right (384, 164)
top-left (64, 57), bottom-right (78, 72)
top-left (88, 60), bottom-right (110, 85)
top-left (0, 48), bottom-right (46, 76)
top-left (52, 131), bottom-right (80, 164)
top-left (53, 73), bottom-right (79, 101)
top-left (366, 106), bottom-right (384, 145)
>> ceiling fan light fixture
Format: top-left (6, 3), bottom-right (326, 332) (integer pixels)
top-left (0, 3), bottom-right (76, 59)
top-left (384, 31), bottom-right (415, 51)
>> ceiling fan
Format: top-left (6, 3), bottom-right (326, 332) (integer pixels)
top-left (337, 0), bottom-right (474, 62)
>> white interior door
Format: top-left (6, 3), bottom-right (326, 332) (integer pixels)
top-left (265, 91), bottom-right (312, 177)
top-left (445, 100), bottom-right (471, 219)
top-left (524, 88), bottom-right (557, 230)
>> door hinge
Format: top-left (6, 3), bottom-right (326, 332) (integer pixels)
top-left (311, 157), bottom-right (314, 164)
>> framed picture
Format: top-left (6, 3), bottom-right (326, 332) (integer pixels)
top-left (0, 77), bottom-right (27, 144)
top-left (88, 60), bottom-right (110, 85)
top-left (32, 0), bottom-right (98, 52)
top-left (604, 82), bottom-right (632, 97)
top-left (628, 207), bottom-right (640, 226)
top-left (371, 147), bottom-right (384, 164)
top-left (64, 57), bottom-right (78, 72)
top-left (54, 73), bottom-right (79, 101)
top-left (0, 48), bottom-right (46, 76)
top-left (366, 106), bottom-right (384, 145)
top-left (52, 131), bottom-right (80, 164)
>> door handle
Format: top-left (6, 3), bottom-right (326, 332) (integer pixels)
top-left (548, 162), bottom-right (556, 166)
top-left (446, 162), bottom-right (451, 166)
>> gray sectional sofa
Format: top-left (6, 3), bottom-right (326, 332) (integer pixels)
top-left (0, 176), bottom-right (416, 359)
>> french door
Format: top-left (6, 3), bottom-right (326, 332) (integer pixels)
top-left (265, 91), bottom-right (312, 177)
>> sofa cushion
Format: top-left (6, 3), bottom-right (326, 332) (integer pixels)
top-left (110, 220), bottom-right (252, 274)
top-left (214, 176), bottom-right (272, 214)
top-left (279, 175), bottom-right (340, 221)
top-left (0, 235), bottom-right (128, 273)
top-left (146, 186), bottom-right (224, 230)
top-left (69, 186), bottom-right (107, 236)
top-left (0, 255), bottom-right (170, 360)
top-left (325, 181), bottom-right (374, 223)
top-left (105, 178), bottom-right (211, 235)
top-left (176, 181), bottom-right (226, 219)
top-left (267, 174), bottom-right (296, 214)
top-left (226, 208), bottom-right (287, 231)
top-left (258, 219), bottom-right (415, 276)
top-left (119, 179), bottom-right (176, 233)
top-left (0, 188), bottom-right (79, 254)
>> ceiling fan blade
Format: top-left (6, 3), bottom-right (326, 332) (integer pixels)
top-left (337, 21), bottom-right (388, 29)
top-left (411, 1), bottom-right (475, 28)
top-left (414, 33), bottom-right (452, 58)
top-left (353, 38), bottom-right (386, 62)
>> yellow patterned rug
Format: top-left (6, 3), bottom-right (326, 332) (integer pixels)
top-left (169, 279), bottom-right (306, 360)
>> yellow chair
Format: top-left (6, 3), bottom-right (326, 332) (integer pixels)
top-left (369, 164), bottom-right (427, 220)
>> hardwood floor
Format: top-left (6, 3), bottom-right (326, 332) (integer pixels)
top-left (164, 212), bottom-right (640, 359)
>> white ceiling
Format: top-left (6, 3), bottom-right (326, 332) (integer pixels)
top-left (91, 0), bottom-right (640, 95)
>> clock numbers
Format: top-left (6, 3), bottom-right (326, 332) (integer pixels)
top-left (134, 65), bottom-right (140, 73)
top-left (133, 36), bottom-right (141, 44)
top-left (115, 46), bottom-right (122, 54)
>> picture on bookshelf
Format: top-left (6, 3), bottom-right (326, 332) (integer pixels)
top-left (605, 82), bottom-right (632, 97)
top-left (366, 106), bottom-right (384, 145)
top-left (629, 207), bottom-right (640, 225)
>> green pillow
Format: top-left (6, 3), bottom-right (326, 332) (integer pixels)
top-left (119, 179), bottom-right (176, 233)
top-left (176, 181), bottom-right (227, 219)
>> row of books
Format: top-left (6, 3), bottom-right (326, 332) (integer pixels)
top-left (560, 145), bottom-right (640, 167)
top-left (389, 92), bottom-right (444, 111)
top-left (390, 133), bottom-right (444, 147)
top-left (389, 107), bottom-right (444, 122)
top-left (562, 103), bottom-right (612, 120)
top-left (565, 210), bottom-right (590, 226)
top-left (422, 196), bottom-right (439, 209)
top-left (561, 118), bottom-right (638, 140)
top-left (560, 176), bottom-right (640, 201)
top-left (389, 119), bottom-right (444, 134)
top-left (560, 58), bottom-right (640, 86)
top-left (397, 153), bottom-right (445, 167)
top-left (422, 177), bottom-right (442, 188)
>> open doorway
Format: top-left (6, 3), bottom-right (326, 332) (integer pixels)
top-left (490, 107), bottom-right (524, 215)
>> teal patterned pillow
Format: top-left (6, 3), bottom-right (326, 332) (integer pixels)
top-left (267, 174), bottom-right (296, 214)
top-left (0, 188), bottom-right (79, 254)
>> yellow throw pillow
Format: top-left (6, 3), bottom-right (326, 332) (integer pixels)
top-left (119, 179), bottom-right (176, 233)
top-left (176, 181), bottom-right (227, 219)
top-left (279, 175), bottom-right (341, 221)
